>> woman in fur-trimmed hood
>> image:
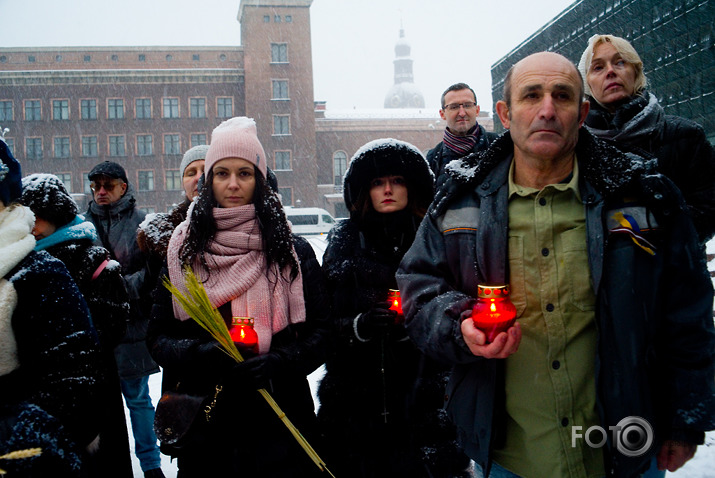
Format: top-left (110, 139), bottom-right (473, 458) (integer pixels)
top-left (317, 138), bottom-right (472, 477)
top-left (21, 173), bottom-right (133, 477)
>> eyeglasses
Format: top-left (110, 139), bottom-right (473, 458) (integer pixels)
top-left (90, 180), bottom-right (121, 192)
top-left (443, 102), bottom-right (477, 111)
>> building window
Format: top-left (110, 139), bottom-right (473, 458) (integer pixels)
top-left (52, 100), bottom-right (70, 120)
top-left (4, 138), bottom-right (13, 155)
top-left (84, 55), bottom-right (91, 62)
top-left (217, 97), bottom-right (233, 118)
top-left (108, 99), bottom-right (125, 120)
top-left (82, 136), bottom-right (98, 157)
top-left (274, 15), bottom-right (281, 22)
top-left (193, 54), bottom-right (200, 61)
top-left (139, 54), bottom-right (146, 62)
top-left (54, 137), bottom-right (70, 158)
top-left (333, 151), bottom-right (347, 186)
top-left (190, 98), bottom-right (206, 118)
top-left (263, 15), bottom-right (270, 22)
top-left (0, 101), bottom-right (13, 121)
top-left (137, 135), bottom-right (153, 156)
top-left (273, 115), bottom-right (290, 135)
top-left (271, 43), bottom-right (288, 63)
top-left (80, 99), bottom-right (97, 120)
top-left (55, 173), bottom-right (72, 193)
top-left (278, 187), bottom-right (293, 206)
top-left (165, 170), bottom-right (181, 191)
top-left (138, 170), bottom-right (154, 191)
top-left (272, 80), bottom-right (289, 99)
top-left (111, 54), bottom-right (118, 61)
top-left (138, 206), bottom-right (156, 215)
top-left (28, 56), bottom-right (36, 63)
top-left (24, 100), bottom-right (41, 121)
top-left (163, 98), bottom-right (179, 118)
top-left (166, 54), bottom-right (173, 61)
top-left (191, 133), bottom-right (207, 147)
top-left (285, 15), bottom-right (292, 23)
top-left (135, 98), bottom-right (152, 119)
top-left (164, 134), bottom-right (181, 155)
top-left (25, 137), bottom-right (43, 160)
top-left (83, 173), bottom-right (91, 194)
top-left (275, 150), bottom-right (291, 170)
top-left (109, 135), bottom-right (126, 157)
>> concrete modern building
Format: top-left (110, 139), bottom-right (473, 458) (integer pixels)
top-left (490, 0), bottom-right (714, 142)
top-left (0, 0), bottom-right (454, 216)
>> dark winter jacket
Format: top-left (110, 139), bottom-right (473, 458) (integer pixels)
top-left (137, 199), bottom-right (190, 261)
top-left (426, 125), bottom-right (498, 189)
top-left (35, 217), bottom-right (133, 477)
top-left (397, 129), bottom-right (715, 478)
top-left (86, 184), bottom-right (159, 380)
top-left (318, 139), bottom-right (470, 478)
top-left (1, 231), bottom-right (102, 475)
top-left (585, 92), bottom-right (715, 242)
top-left (147, 234), bottom-right (330, 477)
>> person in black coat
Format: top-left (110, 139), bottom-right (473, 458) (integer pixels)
top-left (147, 117), bottom-right (330, 477)
top-left (0, 141), bottom-right (103, 476)
top-left (317, 138), bottom-right (472, 478)
top-left (21, 173), bottom-right (133, 477)
top-left (578, 34), bottom-right (715, 243)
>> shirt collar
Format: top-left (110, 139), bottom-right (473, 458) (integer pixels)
top-left (508, 155), bottom-right (581, 201)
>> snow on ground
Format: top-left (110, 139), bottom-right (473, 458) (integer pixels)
top-left (127, 237), bottom-right (715, 477)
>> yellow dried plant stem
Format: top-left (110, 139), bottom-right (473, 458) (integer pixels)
top-left (164, 267), bottom-right (335, 476)
top-left (0, 448), bottom-right (42, 460)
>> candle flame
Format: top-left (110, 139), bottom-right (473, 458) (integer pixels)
top-left (490, 302), bottom-right (496, 313)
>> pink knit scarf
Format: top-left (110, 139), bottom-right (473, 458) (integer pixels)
top-left (167, 204), bottom-right (305, 354)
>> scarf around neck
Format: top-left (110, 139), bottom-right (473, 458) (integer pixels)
top-left (586, 92), bottom-right (664, 147)
top-left (0, 206), bottom-right (36, 279)
top-left (167, 204), bottom-right (305, 354)
top-left (34, 215), bottom-right (98, 252)
top-left (443, 125), bottom-right (480, 156)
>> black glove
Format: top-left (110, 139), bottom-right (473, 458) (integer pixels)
top-left (230, 352), bottom-right (283, 390)
top-left (356, 301), bottom-right (397, 339)
top-left (193, 341), bottom-right (234, 370)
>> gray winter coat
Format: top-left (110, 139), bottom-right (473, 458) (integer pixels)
top-left (86, 184), bottom-right (159, 380)
top-left (397, 130), bottom-right (715, 478)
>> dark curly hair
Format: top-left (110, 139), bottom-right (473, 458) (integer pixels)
top-left (179, 166), bottom-right (299, 283)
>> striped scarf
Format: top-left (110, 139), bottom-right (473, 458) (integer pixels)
top-left (443, 125), bottom-right (480, 156)
top-left (167, 204), bottom-right (305, 354)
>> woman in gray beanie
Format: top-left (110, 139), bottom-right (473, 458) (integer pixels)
top-left (137, 144), bottom-right (208, 260)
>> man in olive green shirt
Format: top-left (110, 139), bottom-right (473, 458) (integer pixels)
top-left (397, 51), bottom-right (715, 478)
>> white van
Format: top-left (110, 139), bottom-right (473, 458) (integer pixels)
top-left (284, 207), bottom-right (337, 236)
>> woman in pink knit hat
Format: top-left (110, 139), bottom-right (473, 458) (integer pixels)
top-left (147, 117), bottom-right (330, 477)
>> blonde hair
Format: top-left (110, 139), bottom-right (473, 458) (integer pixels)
top-left (578, 34), bottom-right (647, 98)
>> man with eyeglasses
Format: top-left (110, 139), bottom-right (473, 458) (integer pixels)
top-left (427, 82), bottom-right (498, 187)
top-left (85, 161), bottom-right (165, 478)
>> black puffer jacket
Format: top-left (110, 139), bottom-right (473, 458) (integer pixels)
top-left (1, 247), bottom-right (102, 475)
top-left (42, 236), bottom-right (133, 477)
top-left (147, 234), bottom-right (330, 477)
top-left (585, 93), bottom-right (715, 242)
top-left (318, 139), bottom-right (470, 477)
top-left (86, 184), bottom-right (159, 379)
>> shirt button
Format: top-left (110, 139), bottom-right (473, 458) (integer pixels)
top-left (541, 248), bottom-right (549, 257)
top-left (539, 198), bottom-right (547, 206)
top-left (561, 417), bottom-right (569, 427)
top-left (546, 303), bottom-right (555, 312)
top-left (552, 360), bottom-right (561, 370)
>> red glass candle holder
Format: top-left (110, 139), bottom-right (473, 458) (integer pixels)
top-left (471, 285), bottom-right (517, 343)
top-left (229, 317), bottom-right (258, 351)
top-left (388, 289), bottom-right (404, 324)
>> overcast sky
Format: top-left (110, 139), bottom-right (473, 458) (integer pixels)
top-left (0, 0), bottom-right (576, 113)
